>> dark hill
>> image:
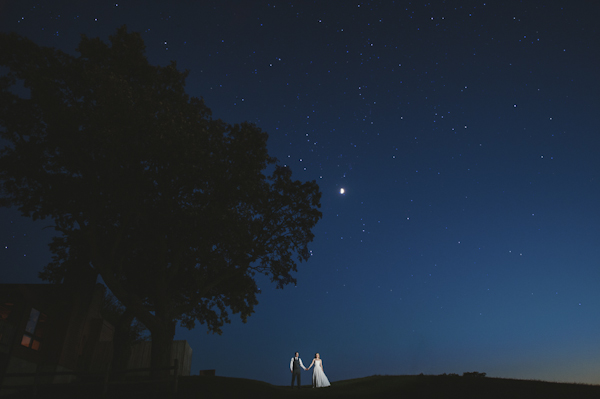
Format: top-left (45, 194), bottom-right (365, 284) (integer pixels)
top-left (4, 374), bottom-right (600, 398)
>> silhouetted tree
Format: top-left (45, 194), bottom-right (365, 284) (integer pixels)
top-left (0, 26), bottom-right (322, 372)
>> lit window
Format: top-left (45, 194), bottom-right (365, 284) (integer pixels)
top-left (21, 335), bottom-right (31, 347)
top-left (25, 309), bottom-right (40, 334)
top-left (21, 308), bottom-right (47, 351)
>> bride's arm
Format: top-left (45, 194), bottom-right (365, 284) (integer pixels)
top-left (307, 359), bottom-right (315, 370)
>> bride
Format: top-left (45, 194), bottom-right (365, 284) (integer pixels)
top-left (306, 353), bottom-right (331, 388)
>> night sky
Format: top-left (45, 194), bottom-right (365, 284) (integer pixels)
top-left (2, 0), bottom-right (600, 386)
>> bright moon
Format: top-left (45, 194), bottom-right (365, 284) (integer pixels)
top-left (340, 188), bottom-right (345, 194)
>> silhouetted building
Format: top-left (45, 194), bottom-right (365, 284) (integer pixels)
top-left (0, 281), bottom-right (114, 388)
top-left (0, 281), bottom-right (193, 392)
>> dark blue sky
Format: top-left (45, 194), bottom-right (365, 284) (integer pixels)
top-left (2, 0), bottom-right (600, 386)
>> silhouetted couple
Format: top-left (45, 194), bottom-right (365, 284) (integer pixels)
top-left (290, 352), bottom-right (330, 388)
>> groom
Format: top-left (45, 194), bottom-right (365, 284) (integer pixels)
top-left (290, 352), bottom-right (307, 388)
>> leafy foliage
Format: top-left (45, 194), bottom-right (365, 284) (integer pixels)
top-left (0, 26), bottom-right (322, 366)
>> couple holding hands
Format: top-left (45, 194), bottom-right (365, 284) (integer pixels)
top-left (290, 352), bottom-right (330, 388)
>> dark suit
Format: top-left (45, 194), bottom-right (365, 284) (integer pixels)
top-left (291, 357), bottom-right (302, 387)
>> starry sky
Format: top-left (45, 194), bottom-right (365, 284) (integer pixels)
top-left (2, 0), bottom-right (600, 386)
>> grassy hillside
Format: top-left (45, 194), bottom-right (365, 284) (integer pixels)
top-left (178, 374), bottom-right (600, 399)
top-left (5, 374), bottom-right (600, 398)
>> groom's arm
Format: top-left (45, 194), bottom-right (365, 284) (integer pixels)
top-left (299, 359), bottom-right (307, 370)
top-left (290, 358), bottom-right (293, 372)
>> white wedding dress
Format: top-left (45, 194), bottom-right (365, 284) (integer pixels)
top-left (312, 359), bottom-right (330, 388)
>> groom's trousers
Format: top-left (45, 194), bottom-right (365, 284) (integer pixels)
top-left (291, 370), bottom-right (301, 387)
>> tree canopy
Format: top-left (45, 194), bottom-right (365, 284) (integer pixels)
top-left (0, 26), bottom-right (322, 369)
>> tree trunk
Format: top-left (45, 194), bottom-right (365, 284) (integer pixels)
top-left (111, 310), bottom-right (135, 376)
top-left (149, 319), bottom-right (176, 379)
